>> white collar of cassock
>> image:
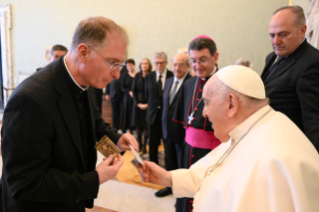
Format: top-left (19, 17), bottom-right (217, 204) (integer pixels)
top-left (228, 105), bottom-right (272, 143)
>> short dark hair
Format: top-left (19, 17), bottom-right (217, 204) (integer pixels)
top-left (273, 6), bottom-right (305, 29)
top-left (126, 59), bottom-right (135, 65)
top-left (50, 45), bottom-right (68, 56)
top-left (188, 38), bottom-right (217, 56)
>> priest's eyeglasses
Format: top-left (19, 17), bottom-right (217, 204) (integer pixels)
top-left (87, 45), bottom-right (126, 70)
top-left (190, 55), bottom-right (213, 66)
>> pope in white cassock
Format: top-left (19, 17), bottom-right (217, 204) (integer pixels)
top-left (138, 65), bottom-right (319, 212)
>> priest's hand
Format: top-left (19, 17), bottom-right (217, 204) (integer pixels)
top-left (137, 161), bottom-right (172, 187)
top-left (96, 154), bottom-right (123, 184)
top-left (117, 133), bottom-right (139, 152)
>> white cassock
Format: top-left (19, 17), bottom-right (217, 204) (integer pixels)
top-left (171, 105), bottom-right (319, 212)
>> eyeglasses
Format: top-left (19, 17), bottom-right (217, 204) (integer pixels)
top-left (190, 55), bottom-right (213, 66)
top-left (154, 61), bottom-right (167, 65)
top-left (87, 45), bottom-right (125, 70)
top-left (173, 63), bottom-right (187, 68)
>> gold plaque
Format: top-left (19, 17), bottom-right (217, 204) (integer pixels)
top-left (95, 135), bottom-right (121, 158)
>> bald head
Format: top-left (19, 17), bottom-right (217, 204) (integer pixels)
top-left (172, 52), bottom-right (189, 79)
top-left (202, 66), bottom-right (268, 142)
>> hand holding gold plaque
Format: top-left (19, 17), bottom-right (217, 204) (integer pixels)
top-left (95, 135), bottom-right (121, 157)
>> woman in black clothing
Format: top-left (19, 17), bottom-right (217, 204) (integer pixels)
top-left (120, 59), bottom-right (137, 134)
top-left (131, 58), bottom-right (152, 153)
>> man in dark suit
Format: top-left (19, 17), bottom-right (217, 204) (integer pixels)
top-left (105, 66), bottom-right (128, 131)
top-left (36, 44), bottom-right (68, 72)
top-left (145, 52), bottom-right (173, 164)
top-left (261, 6), bottom-right (319, 151)
top-left (0, 16), bottom-right (138, 212)
top-left (155, 52), bottom-right (191, 197)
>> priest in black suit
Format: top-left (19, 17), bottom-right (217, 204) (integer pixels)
top-left (155, 53), bottom-right (191, 198)
top-left (261, 6), bottom-right (319, 151)
top-left (145, 52), bottom-right (173, 164)
top-left (0, 17), bottom-right (138, 212)
top-left (173, 36), bottom-right (222, 212)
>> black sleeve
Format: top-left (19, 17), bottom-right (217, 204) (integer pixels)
top-left (297, 59), bottom-right (319, 150)
top-left (173, 83), bottom-right (186, 126)
top-left (121, 73), bottom-right (131, 93)
top-left (105, 84), bottom-right (110, 95)
top-left (132, 74), bottom-right (139, 104)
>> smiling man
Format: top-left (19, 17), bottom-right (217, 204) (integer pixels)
top-left (261, 6), bottom-right (319, 151)
top-left (1, 16), bottom-right (138, 212)
top-left (172, 35), bottom-right (221, 212)
top-left (138, 65), bottom-right (319, 212)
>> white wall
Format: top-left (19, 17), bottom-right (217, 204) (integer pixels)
top-left (0, 0), bottom-right (290, 87)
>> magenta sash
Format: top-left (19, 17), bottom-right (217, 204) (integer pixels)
top-left (185, 127), bottom-right (221, 150)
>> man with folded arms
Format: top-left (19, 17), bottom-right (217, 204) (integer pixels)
top-left (139, 65), bottom-right (319, 212)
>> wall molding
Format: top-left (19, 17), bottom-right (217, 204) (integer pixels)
top-left (0, 4), bottom-right (13, 107)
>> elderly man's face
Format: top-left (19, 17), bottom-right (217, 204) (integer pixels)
top-left (269, 9), bottom-right (306, 57)
top-left (190, 48), bottom-right (218, 78)
top-left (79, 34), bottom-right (127, 89)
top-left (202, 75), bottom-right (229, 142)
top-left (173, 54), bottom-right (189, 79)
top-left (51, 50), bottom-right (67, 62)
top-left (154, 57), bottom-right (167, 74)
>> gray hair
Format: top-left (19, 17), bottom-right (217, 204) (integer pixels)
top-left (71, 16), bottom-right (128, 51)
top-left (235, 58), bottom-right (251, 68)
top-left (153, 52), bottom-right (168, 62)
top-left (213, 78), bottom-right (268, 108)
top-left (273, 6), bottom-right (306, 29)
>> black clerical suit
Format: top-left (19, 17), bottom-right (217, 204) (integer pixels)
top-left (162, 73), bottom-right (191, 170)
top-left (261, 40), bottom-right (319, 151)
top-left (145, 70), bottom-right (173, 164)
top-left (105, 66), bottom-right (128, 130)
top-left (0, 57), bottom-right (121, 212)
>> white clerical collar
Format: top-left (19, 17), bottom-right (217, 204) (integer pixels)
top-left (228, 105), bottom-right (272, 143)
top-left (200, 66), bottom-right (217, 80)
top-left (63, 56), bottom-right (89, 91)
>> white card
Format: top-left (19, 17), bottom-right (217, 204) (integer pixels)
top-left (129, 145), bottom-right (144, 166)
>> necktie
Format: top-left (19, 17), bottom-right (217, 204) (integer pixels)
top-left (157, 75), bottom-right (163, 96)
top-left (169, 80), bottom-right (179, 104)
top-left (266, 57), bottom-right (285, 79)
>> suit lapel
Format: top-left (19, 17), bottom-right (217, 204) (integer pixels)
top-left (170, 73), bottom-right (191, 106)
top-left (53, 58), bottom-right (86, 169)
top-left (261, 53), bottom-right (276, 80)
top-left (264, 57), bottom-right (295, 83)
top-left (263, 40), bottom-right (308, 84)
top-left (152, 72), bottom-right (160, 96)
top-left (165, 78), bottom-right (174, 106)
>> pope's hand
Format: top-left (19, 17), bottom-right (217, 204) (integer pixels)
top-left (137, 161), bottom-right (172, 187)
top-left (96, 154), bottom-right (123, 184)
top-left (117, 133), bottom-right (139, 152)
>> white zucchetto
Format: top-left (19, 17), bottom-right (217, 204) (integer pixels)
top-left (216, 65), bottom-right (266, 99)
